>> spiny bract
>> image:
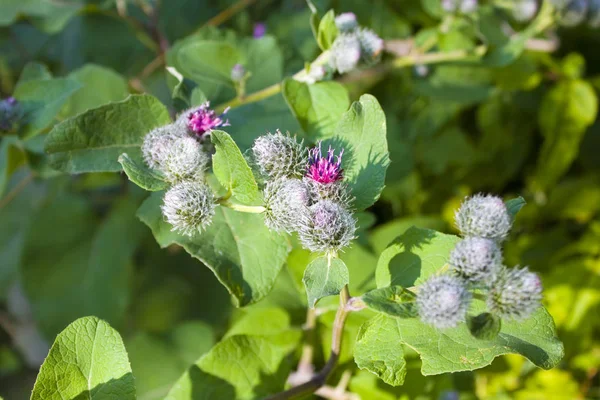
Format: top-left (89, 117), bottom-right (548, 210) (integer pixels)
top-left (455, 194), bottom-right (512, 242)
top-left (263, 178), bottom-right (310, 233)
top-left (335, 12), bottom-right (358, 33)
top-left (416, 274), bottom-right (472, 329)
top-left (488, 266), bottom-right (542, 320)
top-left (160, 135), bottom-right (210, 183)
top-left (329, 34), bottom-right (362, 74)
top-left (161, 181), bottom-right (216, 236)
top-left (141, 125), bottom-right (187, 170)
top-left (251, 130), bottom-right (307, 179)
top-left (449, 237), bottom-right (503, 283)
top-left (298, 200), bottom-right (356, 253)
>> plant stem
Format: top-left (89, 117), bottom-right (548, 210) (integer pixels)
top-left (266, 285), bottom-right (352, 400)
top-left (198, 0), bottom-right (257, 31)
top-left (219, 200), bottom-right (265, 213)
top-left (0, 173), bottom-right (33, 211)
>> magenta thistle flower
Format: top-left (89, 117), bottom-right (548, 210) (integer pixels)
top-left (306, 142), bottom-right (344, 184)
top-left (253, 23), bottom-right (266, 38)
top-left (186, 102), bottom-right (230, 138)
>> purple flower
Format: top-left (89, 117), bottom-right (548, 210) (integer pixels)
top-left (306, 142), bottom-right (344, 184)
top-left (186, 102), bottom-right (230, 138)
top-left (253, 23), bottom-right (266, 39)
top-left (6, 97), bottom-right (17, 105)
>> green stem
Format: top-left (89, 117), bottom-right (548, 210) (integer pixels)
top-left (219, 200), bottom-right (265, 213)
top-left (266, 285), bottom-right (352, 400)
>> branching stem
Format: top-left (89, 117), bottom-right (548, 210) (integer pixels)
top-left (266, 285), bottom-right (353, 400)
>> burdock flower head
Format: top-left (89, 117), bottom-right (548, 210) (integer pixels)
top-left (0, 97), bottom-right (21, 132)
top-left (305, 142), bottom-right (352, 206)
top-left (306, 142), bottom-right (344, 184)
top-left (178, 102), bottom-right (230, 139)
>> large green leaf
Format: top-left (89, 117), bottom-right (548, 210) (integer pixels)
top-left (31, 316), bottom-right (135, 400)
top-left (137, 192), bottom-right (291, 306)
top-left (21, 195), bottom-right (145, 338)
top-left (355, 304), bottom-right (563, 377)
top-left (0, 136), bottom-right (25, 197)
top-left (166, 308), bottom-right (300, 400)
top-left (532, 79), bottom-right (598, 191)
top-left (282, 79), bottom-right (350, 140)
top-left (361, 285), bottom-right (416, 318)
top-left (14, 77), bottom-right (82, 138)
top-left (44, 95), bottom-right (171, 173)
top-left (354, 314), bottom-right (407, 386)
top-left (303, 256), bottom-right (349, 308)
top-left (334, 95), bottom-right (390, 211)
top-left (62, 64), bottom-right (129, 118)
top-left (211, 130), bottom-right (259, 204)
top-left (375, 227), bottom-right (460, 289)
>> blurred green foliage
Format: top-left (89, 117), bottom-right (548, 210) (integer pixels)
top-left (0, 0), bottom-right (599, 399)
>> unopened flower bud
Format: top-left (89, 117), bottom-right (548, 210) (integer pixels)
top-left (161, 136), bottom-right (210, 183)
top-left (449, 237), bottom-right (503, 283)
top-left (455, 194), bottom-right (512, 242)
top-left (335, 12), bottom-right (358, 33)
top-left (231, 64), bottom-right (246, 82)
top-left (417, 275), bottom-right (471, 329)
top-left (329, 34), bottom-right (361, 74)
top-left (560, 0), bottom-right (588, 27)
top-left (252, 130), bottom-right (307, 179)
top-left (357, 28), bottom-right (384, 64)
top-left (513, 0), bottom-right (539, 22)
top-left (264, 178), bottom-right (310, 233)
top-left (589, 0), bottom-right (600, 27)
top-left (142, 125), bottom-right (186, 170)
top-left (161, 181), bottom-right (216, 236)
top-left (488, 267), bottom-right (542, 320)
top-left (299, 200), bottom-right (356, 253)
top-left (253, 22), bottom-right (266, 39)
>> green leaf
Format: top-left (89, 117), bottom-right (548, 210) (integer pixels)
top-left (354, 314), bottom-right (407, 386)
top-left (62, 64), bottom-right (129, 118)
top-left (316, 10), bottom-right (339, 51)
top-left (31, 316), bottom-right (135, 400)
top-left (118, 153), bottom-right (169, 191)
top-left (173, 40), bottom-right (241, 87)
top-left (137, 192), bottom-right (291, 306)
top-left (21, 196), bottom-right (145, 338)
top-left (13, 77), bottom-right (82, 138)
top-left (225, 308), bottom-right (291, 338)
top-left (166, 309), bottom-right (300, 400)
top-left (505, 196), bottom-right (526, 221)
top-left (467, 312), bottom-right (502, 340)
top-left (282, 79), bottom-right (350, 140)
top-left (375, 227), bottom-right (460, 289)
top-left (0, 136), bottom-right (25, 197)
top-left (335, 94), bottom-right (390, 211)
top-left (303, 256), bottom-right (349, 308)
top-left (18, 62), bottom-right (52, 82)
top-left (362, 286), bottom-right (417, 318)
top-left (532, 79), bottom-right (598, 191)
top-left (45, 95), bottom-right (171, 173)
top-left (355, 304), bottom-right (563, 377)
top-left (211, 130), bottom-right (259, 204)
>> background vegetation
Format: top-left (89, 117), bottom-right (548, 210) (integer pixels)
top-left (0, 0), bottom-right (599, 399)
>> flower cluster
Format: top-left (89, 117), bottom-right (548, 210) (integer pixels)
top-left (0, 97), bottom-right (21, 132)
top-left (252, 133), bottom-right (356, 254)
top-left (329, 12), bottom-right (384, 74)
top-left (142, 104), bottom-right (227, 236)
top-left (416, 194), bottom-right (543, 330)
top-left (553, 0), bottom-right (600, 28)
